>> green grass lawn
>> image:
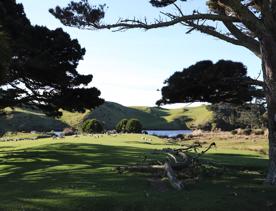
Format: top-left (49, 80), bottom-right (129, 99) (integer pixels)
top-left (0, 134), bottom-right (275, 211)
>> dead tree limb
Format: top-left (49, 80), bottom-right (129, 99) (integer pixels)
top-left (164, 162), bottom-right (184, 190)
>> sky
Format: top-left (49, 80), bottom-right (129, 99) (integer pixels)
top-left (17, 0), bottom-right (261, 108)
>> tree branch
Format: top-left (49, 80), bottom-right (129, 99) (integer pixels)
top-left (185, 21), bottom-right (257, 53)
top-left (218, 0), bottom-right (266, 36)
top-left (223, 21), bottom-right (261, 57)
top-left (54, 11), bottom-right (241, 31)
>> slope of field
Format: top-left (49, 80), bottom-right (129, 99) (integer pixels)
top-left (0, 102), bottom-right (213, 131)
top-left (0, 108), bottom-right (68, 132)
top-left (84, 102), bottom-right (189, 130)
top-left (132, 105), bottom-right (212, 129)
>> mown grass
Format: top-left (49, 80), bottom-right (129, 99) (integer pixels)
top-left (0, 134), bottom-right (275, 211)
top-left (1, 132), bottom-right (41, 139)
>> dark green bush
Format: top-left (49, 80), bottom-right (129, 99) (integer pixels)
top-left (253, 129), bottom-right (265, 135)
top-left (231, 130), bottom-right (238, 135)
top-left (125, 119), bottom-right (142, 133)
top-left (82, 119), bottom-right (103, 133)
top-left (81, 120), bottom-right (90, 132)
top-left (207, 103), bottom-right (267, 131)
top-left (243, 128), bottom-right (252, 136)
top-left (115, 119), bottom-right (128, 133)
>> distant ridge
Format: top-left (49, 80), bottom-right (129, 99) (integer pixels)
top-left (82, 102), bottom-right (212, 130)
top-left (84, 102), bottom-right (188, 130)
top-left (0, 102), bottom-right (212, 132)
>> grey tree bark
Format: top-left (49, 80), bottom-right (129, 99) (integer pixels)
top-left (261, 34), bottom-right (276, 184)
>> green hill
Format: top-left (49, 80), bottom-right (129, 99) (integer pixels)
top-left (0, 102), bottom-right (213, 132)
top-left (84, 102), bottom-right (189, 130)
top-left (130, 104), bottom-right (212, 129)
top-left (0, 108), bottom-right (68, 132)
top-left (76, 102), bottom-right (212, 130)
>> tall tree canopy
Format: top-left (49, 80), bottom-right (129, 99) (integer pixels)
top-left (157, 60), bottom-right (264, 106)
top-left (207, 103), bottom-right (267, 131)
top-left (51, 0), bottom-right (276, 184)
top-left (0, 0), bottom-right (104, 117)
top-left (0, 29), bottom-right (10, 84)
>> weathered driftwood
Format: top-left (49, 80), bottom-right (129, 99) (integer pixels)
top-left (117, 165), bottom-right (164, 173)
top-left (178, 151), bottom-right (189, 162)
top-left (167, 153), bottom-right (178, 164)
top-left (117, 161), bottom-right (190, 174)
top-left (164, 161), bottom-right (183, 190)
top-left (117, 142), bottom-right (216, 191)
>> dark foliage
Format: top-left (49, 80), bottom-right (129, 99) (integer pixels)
top-left (81, 119), bottom-right (103, 133)
top-left (208, 103), bottom-right (267, 131)
top-left (115, 119), bottom-right (128, 133)
top-left (50, 0), bottom-right (186, 28)
top-left (150, 0), bottom-right (188, 7)
top-left (149, 0), bottom-right (177, 7)
top-left (49, 0), bottom-right (106, 28)
top-left (125, 119), bottom-right (143, 133)
top-left (0, 0), bottom-right (104, 117)
top-left (0, 30), bottom-right (10, 84)
top-left (157, 60), bottom-right (264, 106)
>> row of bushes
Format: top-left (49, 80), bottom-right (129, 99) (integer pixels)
top-left (116, 119), bottom-right (142, 133)
top-left (81, 118), bottom-right (143, 134)
top-left (231, 128), bottom-right (266, 136)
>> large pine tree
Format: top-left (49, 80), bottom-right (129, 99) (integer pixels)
top-left (0, 0), bottom-right (104, 117)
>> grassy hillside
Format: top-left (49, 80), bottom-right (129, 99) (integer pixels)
top-left (60, 109), bottom-right (89, 128)
top-left (0, 108), bottom-right (68, 132)
top-left (0, 102), bottom-right (213, 132)
top-left (84, 102), bottom-right (191, 130)
top-left (132, 104), bottom-right (212, 129)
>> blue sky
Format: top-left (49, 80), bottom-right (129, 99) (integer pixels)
top-left (17, 0), bottom-right (261, 107)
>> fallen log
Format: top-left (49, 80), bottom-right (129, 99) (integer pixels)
top-left (178, 152), bottom-right (189, 163)
top-left (117, 165), bottom-right (164, 173)
top-left (164, 162), bottom-right (184, 190)
top-left (116, 142), bottom-right (217, 191)
top-left (117, 161), bottom-right (190, 173)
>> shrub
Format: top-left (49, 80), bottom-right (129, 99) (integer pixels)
top-left (231, 130), bottom-right (238, 135)
top-left (253, 129), bottom-right (265, 135)
top-left (115, 119), bottom-right (128, 133)
top-left (243, 128), bottom-right (252, 136)
top-left (82, 119), bottom-right (103, 133)
top-left (125, 119), bottom-right (142, 133)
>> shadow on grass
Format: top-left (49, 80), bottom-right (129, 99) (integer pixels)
top-left (0, 143), bottom-right (275, 211)
top-left (204, 153), bottom-right (268, 170)
top-left (0, 111), bottom-right (68, 132)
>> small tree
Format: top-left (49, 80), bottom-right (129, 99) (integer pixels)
top-left (115, 119), bottom-right (128, 133)
top-left (82, 119), bottom-right (103, 133)
top-left (125, 119), bottom-right (143, 133)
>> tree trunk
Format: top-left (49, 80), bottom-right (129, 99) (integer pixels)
top-left (261, 34), bottom-right (276, 184)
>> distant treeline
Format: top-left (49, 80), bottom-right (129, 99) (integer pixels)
top-left (203, 103), bottom-right (267, 131)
